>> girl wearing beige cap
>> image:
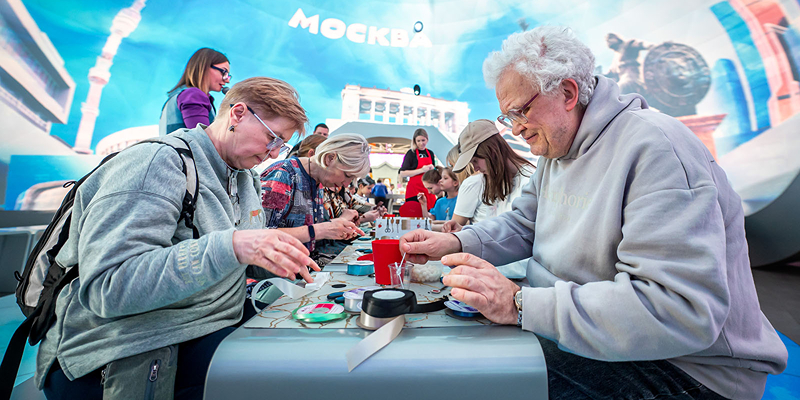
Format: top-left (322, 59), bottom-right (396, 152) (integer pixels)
top-left (444, 119), bottom-right (534, 233)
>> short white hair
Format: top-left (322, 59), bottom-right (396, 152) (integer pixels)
top-left (483, 26), bottom-right (596, 106)
top-left (312, 134), bottom-right (371, 177)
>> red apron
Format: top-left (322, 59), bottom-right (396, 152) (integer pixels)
top-left (405, 148), bottom-right (437, 210)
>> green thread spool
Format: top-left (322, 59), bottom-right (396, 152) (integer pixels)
top-left (292, 303), bottom-right (348, 323)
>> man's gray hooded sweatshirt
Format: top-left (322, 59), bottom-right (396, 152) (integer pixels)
top-left (455, 76), bottom-right (788, 400)
top-left (34, 125), bottom-right (266, 388)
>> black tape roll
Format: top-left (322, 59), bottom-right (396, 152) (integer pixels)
top-left (362, 289), bottom-right (446, 318)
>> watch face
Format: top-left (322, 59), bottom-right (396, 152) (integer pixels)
top-left (514, 290), bottom-right (523, 310)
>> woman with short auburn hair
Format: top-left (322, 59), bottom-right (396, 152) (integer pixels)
top-left (41, 76), bottom-right (318, 398)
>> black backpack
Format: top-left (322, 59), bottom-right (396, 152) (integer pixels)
top-left (0, 138), bottom-right (199, 398)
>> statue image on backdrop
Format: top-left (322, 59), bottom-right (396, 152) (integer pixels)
top-left (604, 33), bottom-right (652, 96)
top-left (603, 32), bottom-right (722, 159)
top-left (603, 33), bottom-right (712, 117)
top-left (643, 41), bottom-right (713, 117)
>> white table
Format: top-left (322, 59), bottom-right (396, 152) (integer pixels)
top-left (205, 244), bottom-right (549, 400)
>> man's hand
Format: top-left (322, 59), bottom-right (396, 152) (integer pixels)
top-left (232, 229), bottom-right (320, 282)
top-left (399, 229), bottom-right (462, 264)
top-left (441, 253), bottom-right (520, 325)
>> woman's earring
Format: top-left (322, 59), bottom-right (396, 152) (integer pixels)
top-left (229, 125), bottom-right (235, 132)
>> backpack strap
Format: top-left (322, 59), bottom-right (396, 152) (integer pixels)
top-left (28, 266), bottom-right (79, 346)
top-left (168, 137), bottom-right (200, 240)
top-left (0, 314), bottom-right (34, 399)
top-left (0, 265), bottom-right (80, 397)
top-left (0, 261), bottom-right (79, 398)
top-left (139, 137), bottom-right (200, 239)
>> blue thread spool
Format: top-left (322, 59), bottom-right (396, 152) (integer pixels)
top-left (444, 300), bottom-right (481, 318)
top-left (347, 261), bottom-right (374, 276)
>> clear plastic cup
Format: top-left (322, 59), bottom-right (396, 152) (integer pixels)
top-left (388, 262), bottom-right (407, 288)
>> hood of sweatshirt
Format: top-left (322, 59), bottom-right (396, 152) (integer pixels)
top-left (562, 75), bottom-right (649, 160)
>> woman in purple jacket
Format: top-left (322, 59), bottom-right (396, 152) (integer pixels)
top-left (159, 48), bottom-right (231, 136)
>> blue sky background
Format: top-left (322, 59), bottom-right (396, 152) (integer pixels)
top-left (22, 0), bottom-right (519, 148)
top-left (22, 0), bottom-right (661, 150)
top-left (13, 0), bottom-right (800, 214)
top-left (22, 0), bottom-right (765, 150)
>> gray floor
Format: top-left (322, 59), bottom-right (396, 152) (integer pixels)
top-left (752, 261), bottom-right (800, 344)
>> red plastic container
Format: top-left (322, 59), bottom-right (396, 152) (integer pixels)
top-left (371, 239), bottom-right (402, 285)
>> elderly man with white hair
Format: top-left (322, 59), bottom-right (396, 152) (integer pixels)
top-left (401, 26), bottom-right (787, 400)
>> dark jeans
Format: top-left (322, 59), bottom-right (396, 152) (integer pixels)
top-left (43, 301), bottom-right (262, 400)
top-left (539, 336), bottom-right (729, 400)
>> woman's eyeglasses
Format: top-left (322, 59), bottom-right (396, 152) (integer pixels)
top-left (497, 93), bottom-right (539, 128)
top-left (211, 65), bottom-right (231, 80)
top-left (245, 105), bottom-right (290, 155)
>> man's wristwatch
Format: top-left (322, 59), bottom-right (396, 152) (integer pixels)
top-left (514, 289), bottom-right (523, 327)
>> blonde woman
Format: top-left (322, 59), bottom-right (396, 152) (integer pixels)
top-left (260, 134), bottom-right (371, 252)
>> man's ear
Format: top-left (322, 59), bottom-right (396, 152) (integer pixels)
top-left (562, 79), bottom-right (580, 112)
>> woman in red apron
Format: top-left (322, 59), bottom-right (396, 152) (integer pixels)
top-left (398, 129), bottom-right (437, 216)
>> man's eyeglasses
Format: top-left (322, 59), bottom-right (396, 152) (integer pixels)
top-left (497, 93), bottom-right (539, 128)
top-left (245, 105), bottom-right (290, 155)
top-left (211, 65), bottom-right (231, 80)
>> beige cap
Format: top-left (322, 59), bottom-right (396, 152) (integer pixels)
top-left (452, 119), bottom-right (499, 172)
